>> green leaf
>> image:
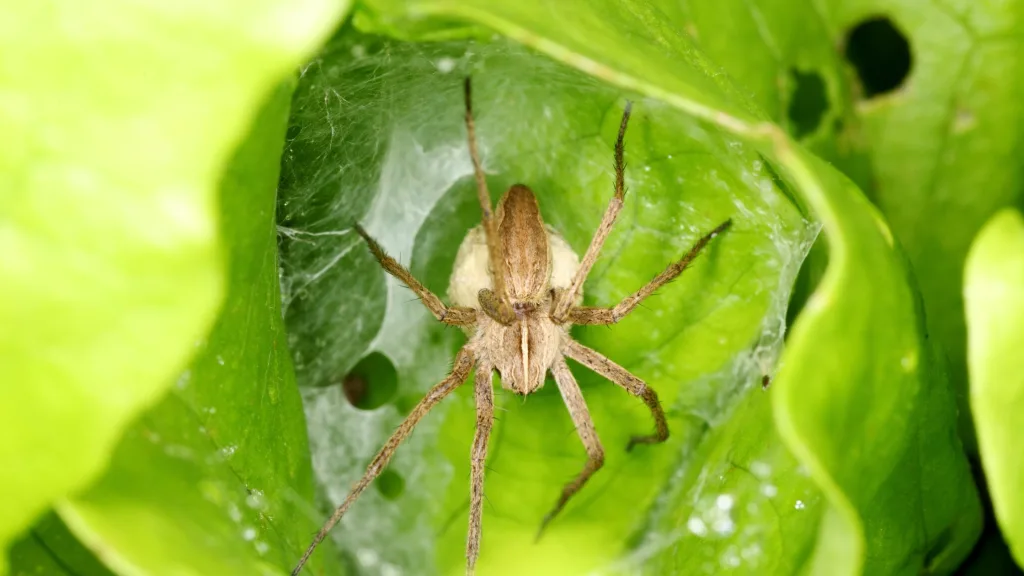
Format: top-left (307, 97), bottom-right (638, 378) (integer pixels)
top-left (282, 26), bottom-right (814, 575)
top-left (279, 3), bottom-right (979, 576)
top-left (643, 0), bottom-right (866, 325)
top-left (965, 208), bottom-right (1024, 569)
top-left (7, 513), bottom-right (114, 576)
top-left (55, 82), bottom-right (313, 576)
top-left (0, 0), bottom-right (349, 564)
top-left (816, 0), bottom-right (1024, 446)
top-left (635, 375), bottom-right (823, 575)
top-left (11, 82), bottom-right (342, 576)
top-left (652, 0), bottom-right (869, 177)
top-left (772, 149), bottom-right (980, 575)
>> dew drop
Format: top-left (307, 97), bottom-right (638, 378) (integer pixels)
top-left (712, 517), bottom-right (736, 536)
top-left (687, 516), bottom-right (708, 536)
top-left (435, 57), bottom-right (456, 73)
top-left (246, 489), bottom-right (267, 510)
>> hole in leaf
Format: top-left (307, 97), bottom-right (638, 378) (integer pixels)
top-left (844, 17), bottom-right (912, 98)
top-left (342, 352), bottom-right (397, 410)
top-left (787, 69), bottom-right (829, 139)
top-left (375, 469), bottom-right (405, 500)
top-left (393, 393), bottom-right (420, 416)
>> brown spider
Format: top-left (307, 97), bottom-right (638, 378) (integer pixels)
top-left (293, 78), bottom-right (731, 575)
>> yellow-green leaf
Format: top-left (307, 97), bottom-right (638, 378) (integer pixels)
top-left (965, 208), bottom-right (1024, 569)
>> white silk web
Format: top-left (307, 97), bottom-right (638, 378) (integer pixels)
top-left (279, 30), bottom-right (819, 576)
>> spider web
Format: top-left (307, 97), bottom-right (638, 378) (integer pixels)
top-left (278, 25), bottom-right (819, 576)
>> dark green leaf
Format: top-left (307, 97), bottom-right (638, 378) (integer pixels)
top-left (7, 513), bottom-right (113, 576)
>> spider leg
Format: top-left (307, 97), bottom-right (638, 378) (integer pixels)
top-left (292, 346), bottom-right (476, 575)
top-left (563, 339), bottom-right (667, 451)
top-left (354, 224), bottom-right (476, 326)
top-left (537, 357), bottom-right (605, 540)
top-left (466, 362), bottom-right (494, 575)
top-left (568, 219), bottom-right (731, 325)
top-left (551, 101), bottom-right (632, 323)
top-left (463, 77), bottom-right (514, 324)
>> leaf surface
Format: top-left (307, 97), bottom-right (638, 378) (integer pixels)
top-left (281, 22), bottom-right (814, 575)
top-left (818, 0), bottom-right (1024, 445)
top-left (0, 0), bottom-right (349, 567)
top-left (52, 83), bottom-right (342, 576)
top-left (965, 209), bottom-right (1024, 569)
top-left (281, 2), bottom-right (978, 574)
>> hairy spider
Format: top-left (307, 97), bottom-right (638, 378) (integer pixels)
top-left (293, 78), bottom-right (731, 576)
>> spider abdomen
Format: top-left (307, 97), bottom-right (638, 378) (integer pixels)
top-left (448, 207), bottom-right (582, 310)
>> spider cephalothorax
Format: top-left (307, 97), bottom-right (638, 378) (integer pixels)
top-left (293, 78), bottom-right (731, 576)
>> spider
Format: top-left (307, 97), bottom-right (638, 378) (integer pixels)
top-left (293, 78), bottom-right (731, 575)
